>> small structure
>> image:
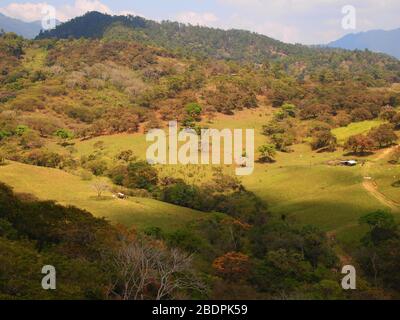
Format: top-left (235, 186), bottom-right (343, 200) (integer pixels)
top-left (340, 160), bottom-right (358, 167)
top-left (117, 192), bottom-right (127, 199)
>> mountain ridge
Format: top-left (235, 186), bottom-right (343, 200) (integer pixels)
top-left (328, 28), bottom-right (400, 59)
top-left (0, 13), bottom-right (43, 39)
top-left (40, 11), bottom-right (362, 62)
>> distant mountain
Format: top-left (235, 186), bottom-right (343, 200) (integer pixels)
top-left (328, 28), bottom-right (400, 59)
top-left (0, 13), bottom-right (43, 39)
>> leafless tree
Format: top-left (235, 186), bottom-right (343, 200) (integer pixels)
top-left (92, 181), bottom-right (108, 198)
top-left (107, 240), bottom-right (207, 300)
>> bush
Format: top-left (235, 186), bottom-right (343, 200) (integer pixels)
top-left (108, 164), bottom-right (128, 185)
top-left (162, 181), bottom-right (209, 211)
top-left (258, 144), bottom-right (276, 163)
top-left (25, 149), bottom-right (63, 168)
top-left (84, 159), bottom-right (108, 176)
top-left (66, 106), bottom-right (96, 123)
top-left (123, 161), bottom-right (158, 190)
top-left (10, 96), bottom-right (45, 112)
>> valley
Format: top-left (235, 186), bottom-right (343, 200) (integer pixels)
top-left (1, 10), bottom-right (400, 299)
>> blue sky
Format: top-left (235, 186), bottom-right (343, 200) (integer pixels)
top-left (1, 0), bottom-right (400, 44)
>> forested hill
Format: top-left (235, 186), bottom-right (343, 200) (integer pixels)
top-left (36, 11), bottom-right (393, 65)
top-left (36, 11), bottom-right (297, 61)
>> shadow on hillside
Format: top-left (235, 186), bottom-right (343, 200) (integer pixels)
top-left (343, 151), bottom-right (374, 157)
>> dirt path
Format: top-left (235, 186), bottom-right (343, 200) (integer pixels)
top-left (326, 229), bottom-right (354, 265)
top-left (326, 147), bottom-right (399, 265)
top-left (362, 146), bottom-right (400, 212)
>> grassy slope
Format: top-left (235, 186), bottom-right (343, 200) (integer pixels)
top-left (2, 106), bottom-right (399, 248)
top-left (368, 149), bottom-right (400, 205)
top-left (22, 47), bottom-right (47, 71)
top-left (0, 161), bottom-right (209, 231)
top-left (332, 120), bottom-right (384, 144)
top-left (63, 107), bottom-right (396, 244)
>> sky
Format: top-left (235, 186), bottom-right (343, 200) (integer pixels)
top-left (0, 0), bottom-right (400, 44)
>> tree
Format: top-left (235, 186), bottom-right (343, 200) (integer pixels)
top-left (107, 239), bottom-right (206, 300)
top-left (185, 103), bottom-right (202, 120)
top-left (380, 105), bottom-right (397, 121)
top-left (258, 144), bottom-right (276, 163)
top-left (161, 181), bottom-right (213, 211)
top-left (368, 124), bottom-right (397, 148)
top-left (344, 134), bottom-right (375, 155)
top-left (92, 181), bottom-right (108, 198)
top-left (357, 211), bottom-right (400, 289)
top-left (350, 107), bottom-right (373, 122)
top-left (274, 103), bottom-right (297, 121)
top-left (124, 161), bottom-right (158, 190)
top-left (390, 113), bottom-right (400, 130)
top-left (280, 103), bottom-right (297, 117)
top-left (311, 130), bottom-right (337, 152)
top-left (271, 133), bottom-right (294, 152)
top-left (360, 210), bottom-right (396, 231)
top-left (54, 128), bottom-right (74, 146)
top-left (212, 252), bottom-right (250, 281)
top-left (115, 150), bottom-right (135, 162)
top-left (85, 159), bottom-right (108, 176)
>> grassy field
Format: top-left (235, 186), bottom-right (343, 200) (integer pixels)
top-left (242, 146), bottom-right (388, 247)
top-left (22, 47), bottom-right (47, 71)
top-left (0, 161), bottom-right (210, 231)
top-left (2, 106), bottom-right (399, 248)
top-left (332, 120), bottom-right (385, 144)
top-left (63, 108), bottom-right (395, 244)
top-left (70, 109), bottom-right (394, 236)
top-left (367, 148), bottom-right (400, 206)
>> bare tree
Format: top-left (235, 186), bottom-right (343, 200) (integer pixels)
top-left (155, 248), bottom-right (203, 300)
top-left (92, 181), bottom-right (108, 198)
top-left (107, 240), bottom-right (207, 300)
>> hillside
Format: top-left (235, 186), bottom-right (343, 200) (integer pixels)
top-left (37, 11), bottom-right (400, 74)
top-left (0, 161), bottom-right (209, 230)
top-left (329, 28), bottom-right (400, 59)
top-left (36, 11), bottom-right (300, 61)
top-left (0, 13), bottom-right (42, 39)
top-left (2, 12), bottom-right (400, 299)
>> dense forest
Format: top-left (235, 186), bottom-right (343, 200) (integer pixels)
top-left (1, 11), bottom-right (400, 300)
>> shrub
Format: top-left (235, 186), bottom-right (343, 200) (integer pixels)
top-left (84, 159), bottom-right (108, 176)
top-left (123, 161), bottom-right (158, 190)
top-left (258, 144), bottom-right (276, 163)
top-left (10, 96), bottom-right (45, 112)
top-left (25, 149), bottom-right (63, 168)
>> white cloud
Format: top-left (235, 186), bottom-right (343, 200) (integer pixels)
top-left (58, 0), bottom-right (112, 21)
top-left (0, 1), bottom-right (142, 23)
top-left (176, 11), bottom-right (218, 26)
top-left (217, 0), bottom-right (400, 43)
top-left (0, 2), bottom-right (50, 22)
top-left (2, 0), bottom-right (400, 43)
